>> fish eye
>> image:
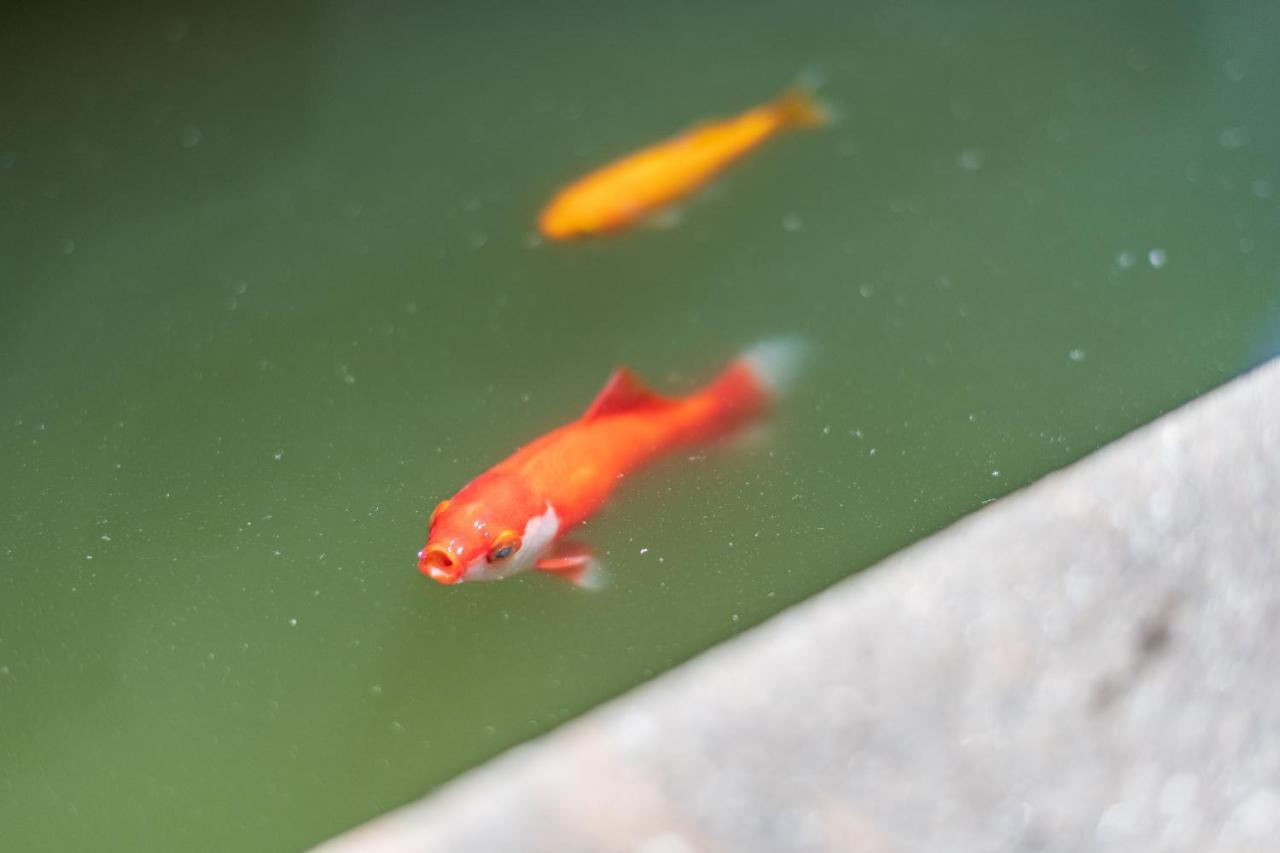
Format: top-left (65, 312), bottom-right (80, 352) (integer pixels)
top-left (487, 532), bottom-right (522, 563)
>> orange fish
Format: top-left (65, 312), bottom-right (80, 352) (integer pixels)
top-left (538, 87), bottom-right (828, 239)
top-left (418, 340), bottom-right (806, 587)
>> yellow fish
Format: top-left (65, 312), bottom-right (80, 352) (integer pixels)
top-left (538, 87), bottom-right (828, 239)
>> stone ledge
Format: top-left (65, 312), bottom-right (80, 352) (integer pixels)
top-left (318, 358), bottom-right (1280, 853)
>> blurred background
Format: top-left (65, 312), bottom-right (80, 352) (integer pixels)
top-left (2, 1), bottom-right (1277, 850)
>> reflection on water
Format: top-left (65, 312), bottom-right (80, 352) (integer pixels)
top-left (1, 1), bottom-right (1278, 850)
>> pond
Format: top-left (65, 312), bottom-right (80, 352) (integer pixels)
top-left (2, 1), bottom-right (1278, 850)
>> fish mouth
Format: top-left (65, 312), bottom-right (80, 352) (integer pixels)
top-left (418, 547), bottom-right (462, 585)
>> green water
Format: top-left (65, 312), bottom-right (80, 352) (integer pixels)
top-left (3, 1), bottom-right (1278, 850)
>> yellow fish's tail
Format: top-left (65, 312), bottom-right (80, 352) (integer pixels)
top-left (770, 86), bottom-right (830, 130)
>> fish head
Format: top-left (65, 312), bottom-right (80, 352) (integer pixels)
top-left (418, 477), bottom-right (559, 585)
top-left (538, 194), bottom-right (612, 240)
top-left (538, 204), bottom-right (584, 240)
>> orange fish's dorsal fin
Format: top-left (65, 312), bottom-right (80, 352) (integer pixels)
top-left (583, 367), bottom-right (666, 420)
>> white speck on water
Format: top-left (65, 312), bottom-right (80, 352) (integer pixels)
top-left (272, 450), bottom-right (284, 461)
top-left (179, 125), bottom-right (203, 148)
top-left (390, 721), bottom-right (405, 734)
top-left (1148, 248), bottom-right (1168, 269)
top-left (822, 425), bottom-right (831, 435)
top-left (957, 149), bottom-right (985, 170)
top-left (1218, 127), bottom-right (1248, 150)
top-left (337, 364), bottom-right (356, 385)
top-left (992, 469), bottom-right (1002, 478)
top-left (781, 213), bottom-right (804, 232)
top-left (1069, 348), bottom-right (1087, 362)
top-left (100, 534), bottom-right (111, 541)
top-left (731, 613), bottom-right (740, 622)
top-left (639, 547), bottom-right (649, 555)
top-left (859, 283), bottom-right (875, 298)
top-left (369, 684), bottom-right (383, 695)
top-left (85, 554), bottom-right (93, 560)
top-left (1116, 250), bottom-right (1137, 269)
top-left (58, 238), bottom-right (76, 256)
top-left (288, 617), bottom-right (298, 627)
top-left (869, 447), bottom-right (877, 456)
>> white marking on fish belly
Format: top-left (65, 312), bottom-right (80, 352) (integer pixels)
top-left (462, 502), bottom-right (560, 582)
top-left (521, 502), bottom-right (561, 568)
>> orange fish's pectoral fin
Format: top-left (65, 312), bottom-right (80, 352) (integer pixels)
top-left (537, 542), bottom-right (605, 590)
top-left (583, 367), bottom-right (667, 420)
top-left (641, 206), bottom-right (685, 231)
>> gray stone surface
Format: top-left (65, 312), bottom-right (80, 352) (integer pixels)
top-left (317, 360), bottom-right (1280, 853)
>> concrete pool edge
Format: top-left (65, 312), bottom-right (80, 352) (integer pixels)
top-left (317, 357), bottom-right (1280, 852)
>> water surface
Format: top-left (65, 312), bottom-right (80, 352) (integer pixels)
top-left (2, 1), bottom-right (1279, 850)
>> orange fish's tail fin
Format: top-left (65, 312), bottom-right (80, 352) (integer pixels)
top-left (693, 338), bottom-right (810, 442)
top-left (737, 337), bottom-right (811, 402)
top-left (771, 86), bottom-right (830, 130)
